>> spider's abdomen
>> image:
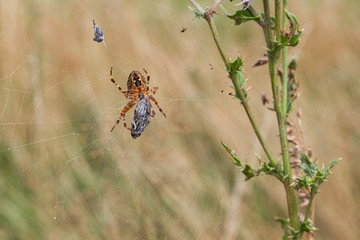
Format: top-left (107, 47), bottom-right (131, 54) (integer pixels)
top-left (127, 70), bottom-right (146, 90)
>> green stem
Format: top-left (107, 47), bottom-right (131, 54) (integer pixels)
top-left (300, 188), bottom-right (316, 238)
top-left (263, 0), bottom-right (299, 236)
top-left (275, 0), bottom-right (282, 41)
top-left (262, 0), bottom-right (273, 49)
top-left (205, 12), bottom-right (276, 167)
top-left (304, 189), bottom-right (316, 220)
top-left (190, 1), bottom-right (276, 166)
top-left (204, 12), bottom-right (230, 68)
top-left (229, 70), bottom-right (276, 167)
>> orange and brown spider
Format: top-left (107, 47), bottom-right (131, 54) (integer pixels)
top-left (110, 67), bottom-right (166, 132)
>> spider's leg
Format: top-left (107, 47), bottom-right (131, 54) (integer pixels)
top-left (111, 100), bottom-right (137, 132)
top-left (143, 68), bottom-right (150, 91)
top-left (150, 109), bottom-right (156, 117)
top-left (149, 86), bottom-right (158, 95)
top-left (110, 67), bottom-right (130, 98)
top-left (148, 95), bottom-right (166, 118)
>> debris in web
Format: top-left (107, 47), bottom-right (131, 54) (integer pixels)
top-left (93, 19), bottom-right (104, 43)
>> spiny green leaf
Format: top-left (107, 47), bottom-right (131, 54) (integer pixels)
top-left (288, 58), bottom-right (297, 70)
top-left (242, 163), bottom-right (256, 180)
top-left (226, 9), bottom-right (260, 26)
top-left (284, 9), bottom-right (299, 30)
top-left (328, 158), bottom-right (342, 170)
top-left (275, 217), bottom-right (291, 239)
top-left (221, 141), bottom-right (259, 181)
top-left (235, 69), bottom-right (246, 86)
top-left (300, 152), bottom-right (316, 177)
top-left (299, 220), bottom-right (317, 233)
top-left (228, 55), bottom-right (244, 73)
top-left (275, 217), bottom-right (290, 227)
top-left (228, 56), bottom-right (248, 102)
top-left (275, 9), bottom-right (303, 48)
top-left (221, 141), bottom-right (242, 167)
top-left (296, 155), bottom-right (341, 192)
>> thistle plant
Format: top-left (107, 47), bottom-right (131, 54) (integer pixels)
top-left (188, 0), bottom-right (341, 239)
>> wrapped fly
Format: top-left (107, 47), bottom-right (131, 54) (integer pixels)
top-left (131, 92), bottom-right (152, 139)
top-left (93, 20), bottom-right (104, 43)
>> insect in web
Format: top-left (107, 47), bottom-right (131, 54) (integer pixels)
top-left (93, 19), bottom-right (104, 43)
top-left (180, 27), bottom-right (188, 33)
top-left (130, 92), bottom-right (152, 139)
top-left (109, 67), bottom-right (166, 137)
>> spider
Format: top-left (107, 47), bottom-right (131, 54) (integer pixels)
top-left (110, 67), bottom-right (166, 133)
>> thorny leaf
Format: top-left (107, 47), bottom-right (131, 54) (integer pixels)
top-left (228, 55), bottom-right (244, 73)
top-left (288, 58), bottom-right (297, 70)
top-left (242, 163), bottom-right (256, 180)
top-left (285, 8), bottom-right (299, 33)
top-left (299, 220), bottom-right (317, 233)
top-left (258, 161), bottom-right (283, 180)
top-left (296, 153), bottom-right (341, 190)
top-left (228, 56), bottom-right (248, 102)
top-left (275, 217), bottom-right (291, 240)
top-left (225, 8), bottom-right (260, 26)
top-left (299, 152), bottom-right (315, 177)
top-left (221, 141), bottom-right (242, 167)
top-left (221, 141), bottom-right (256, 180)
top-left (276, 217), bottom-right (317, 239)
top-left (275, 9), bottom-right (303, 49)
top-left (221, 141), bottom-right (281, 181)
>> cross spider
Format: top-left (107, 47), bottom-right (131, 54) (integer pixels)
top-left (110, 67), bottom-right (166, 133)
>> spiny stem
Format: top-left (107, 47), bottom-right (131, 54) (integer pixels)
top-left (262, 0), bottom-right (273, 49)
top-left (204, 12), bottom-right (230, 68)
top-left (205, 11), bottom-right (276, 167)
top-left (190, 0), bottom-right (276, 166)
top-left (263, 0), bottom-right (299, 236)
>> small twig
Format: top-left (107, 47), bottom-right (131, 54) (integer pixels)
top-left (189, 0), bottom-right (205, 14)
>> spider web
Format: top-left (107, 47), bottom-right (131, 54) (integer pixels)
top-left (0, 0), bottom-right (281, 239)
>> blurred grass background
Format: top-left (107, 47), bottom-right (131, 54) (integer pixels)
top-left (0, 0), bottom-right (359, 239)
